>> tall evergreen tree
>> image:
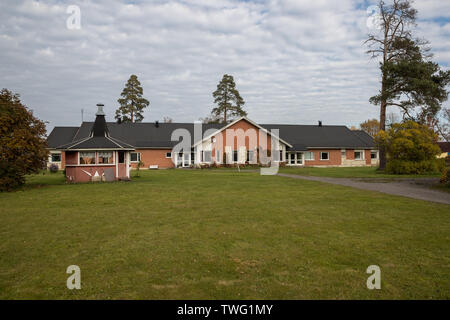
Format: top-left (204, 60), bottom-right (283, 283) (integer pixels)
top-left (365, 0), bottom-right (450, 169)
top-left (115, 75), bottom-right (149, 123)
top-left (212, 74), bottom-right (246, 123)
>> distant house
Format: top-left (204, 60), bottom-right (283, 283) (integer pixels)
top-left (47, 104), bottom-right (377, 182)
top-left (437, 142), bottom-right (450, 158)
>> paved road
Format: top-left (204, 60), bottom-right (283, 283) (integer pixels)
top-left (277, 173), bottom-right (450, 205)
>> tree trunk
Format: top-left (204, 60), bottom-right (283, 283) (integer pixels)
top-left (378, 61), bottom-right (388, 169)
top-left (224, 107), bottom-right (227, 124)
top-left (378, 99), bottom-right (387, 170)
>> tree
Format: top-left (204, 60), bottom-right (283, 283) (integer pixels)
top-left (199, 113), bottom-right (221, 124)
top-left (360, 119), bottom-right (380, 137)
top-left (365, 0), bottom-right (450, 169)
top-left (430, 107), bottom-right (450, 142)
top-left (0, 89), bottom-right (48, 191)
top-left (375, 120), bottom-right (443, 174)
top-left (115, 75), bottom-right (150, 123)
top-left (211, 74), bottom-right (246, 123)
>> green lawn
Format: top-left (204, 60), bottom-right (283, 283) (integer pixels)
top-left (279, 166), bottom-right (441, 179)
top-left (0, 169), bottom-right (448, 299)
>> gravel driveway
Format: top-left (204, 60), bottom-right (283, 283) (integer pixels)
top-left (277, 173), bottom-right (450, 205)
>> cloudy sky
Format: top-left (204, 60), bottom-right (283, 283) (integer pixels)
top-left (1, 0), bottom-right (449, 131)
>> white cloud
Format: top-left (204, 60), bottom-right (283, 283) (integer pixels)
top-left (0, 0), bottom-right (448, 131)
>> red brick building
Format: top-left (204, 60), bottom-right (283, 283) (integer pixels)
top-left (47, 105), bottom-right (378, 182)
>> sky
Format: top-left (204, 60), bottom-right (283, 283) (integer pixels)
top-left (1, 0), bottom-right (449, 132)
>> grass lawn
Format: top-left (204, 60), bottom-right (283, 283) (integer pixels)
top-left (0, 169), bottom-right (448, 299)
top-left (279, 166), bottom-right (441, 179)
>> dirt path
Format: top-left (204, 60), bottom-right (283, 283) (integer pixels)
top-left (277, 173), bottom-right (450, 205)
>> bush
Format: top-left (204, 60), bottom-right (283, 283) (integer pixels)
top-left (0, 164), bottom-right (24, 192)
top-left (376, 121), bottom-right (443, 175)
top-left (0, 89), bottom-right (48, 191)
top-left (440, 167), bottom-right (450, 186)
top-left (48, 163), bottom-right (59, 173)
top-left (386, 159), bottom-right (445, 174)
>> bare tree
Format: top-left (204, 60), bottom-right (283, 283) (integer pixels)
top-left (434, 107), bottom-right (450, 141)
top-left (365, 0), bottom-right (422, 169)
top-left (163, 116), bottom-right (173, 123)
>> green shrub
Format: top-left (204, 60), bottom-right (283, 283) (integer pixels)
top-left (386, 158), bottom-right (445, 174)
top-left (440, 166), bottom-right (450, 186)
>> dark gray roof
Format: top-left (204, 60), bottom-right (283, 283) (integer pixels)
top-left (69, 122), bottom-right (222, 148)
top-left (262, 124), bottom-right (375, 149)
top-left (59, 136), bottom-right (134, 150)
top-left (437, 142), bottom-right (450, 153)
top-left (48, 121), bottom-right (375, 150)
top-left (47, 127), bottom-right (79, 149)
top-left (351, 130), bottom-right (376, 148)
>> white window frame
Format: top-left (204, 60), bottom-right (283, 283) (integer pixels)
top-left (215, 150), bottom-right (221, 163)
top-left (130, 152), bottom-right (141, 163)
top-left (320, 152), bottom-right (329, 161)
top-left (79, 151), bottom-right (96, 165)
top-left (51, 153), bottom-right (62, 163)
top-left (354, 150), bottom-right (364, 160)
top-left (370, 151), bottom-right (378, 159)
top-left (203, 150), bottom-right (212, 163)
top-left (165, 152), bottom-right (172, 158)
top-left (305, 151), bottom-right (315, 161)
top-left (97, 151), bottom-right (114, 164)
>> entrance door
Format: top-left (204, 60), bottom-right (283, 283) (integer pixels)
top-left (289, 153), bottom-right (295, 165)
top-left (296, 152), bottom-right (303, 165)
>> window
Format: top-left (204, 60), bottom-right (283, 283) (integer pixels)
top-left (247, 150), bottom-right (254, 162)
top-left (51, 153), bottom-right (61, 162)
top-left (320, 152), bottom-right (329, 160)
top-left (205, 151), bottom-right (212, 162)
top-left (165, 152), bottom-right (172, 158)
top-left (216, 150), bottom-right (221, 163)
top-left (354, 150), bottom-right (364, 160)
top-left (130, 152), bottom-right (141, 162)
top-left (98, 151), bottom-right (113, 164)
top-left (233, 151), bottom-right (238, 162)
top-left (341, 149), bottom-right (346, 157)
top-left (79, 152), bottom-right (95, 164)
top-left (305, 151), bottom-right (315, 161)
top-left (296, 152), bottom-right (303, 164)
top-left (371, 151), bottom-right (378, 159)
top-left (288, 153), bottom-right (296, 165)
top-left (279, 150), bottom-right (283, 162)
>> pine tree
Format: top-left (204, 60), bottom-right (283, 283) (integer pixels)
top-left (212, 74), bottom-right (246, 123)
top-left (365, 0), bottom-right (450, 169)
top-left (115, 75), bottom-right (150, 123)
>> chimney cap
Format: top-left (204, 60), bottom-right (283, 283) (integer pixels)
top-left (96, 103), bottom-right (105, 116)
